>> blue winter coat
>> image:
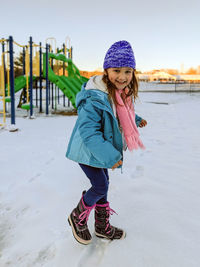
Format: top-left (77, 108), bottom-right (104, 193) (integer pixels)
top-left (66, 84), bottom-right (142, 169)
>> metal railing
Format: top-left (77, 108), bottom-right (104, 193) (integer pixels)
top-left (139, 81), bottom-right (200, 92)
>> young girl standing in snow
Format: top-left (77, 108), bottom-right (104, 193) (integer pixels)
top-left (66, 40), bottom-right (147, 245)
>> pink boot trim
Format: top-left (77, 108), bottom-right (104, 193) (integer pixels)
top-left (78, 196), bottom-right (95, 226)
top-left (95, 202), bottom-right (117, 234)
top-left (96, 202), bottom-right (117, 215)
top-left (96, 202), bottom-right (110, 208)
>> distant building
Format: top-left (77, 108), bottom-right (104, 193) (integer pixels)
top-left (138, 72), bottom-right (200, 83)
top-left (174, 75), bottom-right (200, 83)
top-left (138, 71), bottom-right (176, 83)
top-left (150, 72), bottom-right (176, 83)
top-left (137, 74), bottom-right (149, 82)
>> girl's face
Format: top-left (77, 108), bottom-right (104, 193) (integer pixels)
top-left (106, 67), bottom-right (134, 90)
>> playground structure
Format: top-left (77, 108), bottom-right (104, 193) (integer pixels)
top-left (0, 36), bottom-right (88, 128)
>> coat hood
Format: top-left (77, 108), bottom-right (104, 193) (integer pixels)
top-left (76, 75), bottom-right (110, 110)
top-left (85, 75), bottom-right (107, 93)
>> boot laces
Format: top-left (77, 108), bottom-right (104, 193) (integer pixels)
top-left (96, 206), bottom-right (117, 234)
top-left (78, 206), bottom-right (93, 226)
top-left (105, 207), bottom-right (117, 233)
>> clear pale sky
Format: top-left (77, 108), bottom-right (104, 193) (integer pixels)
top-left (0, 0), bottom-right (199, 72)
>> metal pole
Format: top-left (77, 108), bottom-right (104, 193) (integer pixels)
top-left (48, 80), bottom-right (50, 105)
top-left (23, 47), bottom-right (25, 75)
top-left (9, 36), bottom-right (15, 125)
top-left (36, 80), bottom-right (38, 107)
top-left (2, 40), bottom-right (6, 92)
top-left (67, 47), bottom-right (70, 107)
top-left (39, 42), bottom-right (42, 112)
top-left (29, 36), bottom-right (33, 117)
top-left (51, 82), bottom-right (54, 109)
top-left (2, 39), bottom-right (7, 113)
top-left (51, 53), bottom-right (54, 109)
top-left (71, 46), bottom-right (73, 60)
top-left (48, 48), bottom-right (51, 105)
top-left (22, 47), bottom-right (26, 103)
top-left (63, 43), bottom-right (65, 76)
top-left (63, 43), bottom-right (65, 107)
top-left (57, 48), bottom-right (59, 105)
top-left (63, 93), bottom-right (65, 107)
top-left (46, 43), bottom-right (49, 115)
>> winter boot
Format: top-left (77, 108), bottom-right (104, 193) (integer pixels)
top-left (95, 202), bottom-right (126, 240)
top-left (68, 191), bottom-right (95, 245)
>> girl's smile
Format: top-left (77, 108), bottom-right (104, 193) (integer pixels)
top-left (106, 67), bottom-right (133, 90)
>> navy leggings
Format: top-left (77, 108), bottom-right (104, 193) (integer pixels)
top-left (79, 163), bottom-right (109, 207)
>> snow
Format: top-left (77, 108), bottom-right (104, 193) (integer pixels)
top-left (1, 92), bottom-right (200, 267)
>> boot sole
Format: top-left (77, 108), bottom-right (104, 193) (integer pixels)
top-left (68, 215), bottom-right (92, 245)
top-left (95, 230), bottom-right (126, 240)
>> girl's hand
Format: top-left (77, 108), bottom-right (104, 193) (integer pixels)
top-left (139, 119), bottom-right (147, 128)
top-left (112, 160), bottom-right (123, 170)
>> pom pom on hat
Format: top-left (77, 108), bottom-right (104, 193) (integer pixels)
top-left (103, 40), bottom-right (136, 70)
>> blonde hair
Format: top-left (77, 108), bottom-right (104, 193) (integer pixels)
top-left (102, 69), bottom-right (139, 106)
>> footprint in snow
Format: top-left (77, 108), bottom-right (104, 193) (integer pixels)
top-left (45, 157), bottom-right (55, 165)
top-left (77, 235), bottom-right (111, 267)
top-left (29, 173), bottom-right (42, 182)
top-left (131, 165), bottom-right (144, 179)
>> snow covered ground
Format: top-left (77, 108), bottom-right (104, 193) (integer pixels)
top-left (1, 92), bottom-right (200, 267)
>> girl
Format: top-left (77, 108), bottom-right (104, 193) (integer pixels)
top-left (66, 40), bottom-right (147, 245)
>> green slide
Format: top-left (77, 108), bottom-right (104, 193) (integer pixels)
top-left (5, 75), bottom-right (36, 102)
top-left (43, 53), bottom-right (88, 108)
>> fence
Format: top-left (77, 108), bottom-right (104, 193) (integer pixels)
top-left (139, 82), bottom-right (200, 92)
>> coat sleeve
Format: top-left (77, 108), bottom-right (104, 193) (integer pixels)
top-left (78, 102), bottom-right (122, 167)
top-left (135, 114), bottom-right (142, 127)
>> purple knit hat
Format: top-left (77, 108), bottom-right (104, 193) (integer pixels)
top-left (103, 40), bottom-right (136, 70)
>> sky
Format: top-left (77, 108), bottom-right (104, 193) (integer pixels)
top-left (0, 0), bottom-right (200, 72)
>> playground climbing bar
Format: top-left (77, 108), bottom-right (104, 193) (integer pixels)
top-left (39, 42), bottom-right (42, 112)
top-left (29, 36), bottom-right (33, 117)
top-left (46, 43), bottom-right (49, 115)
top-left (9, 36), bottom-right (15, 125)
